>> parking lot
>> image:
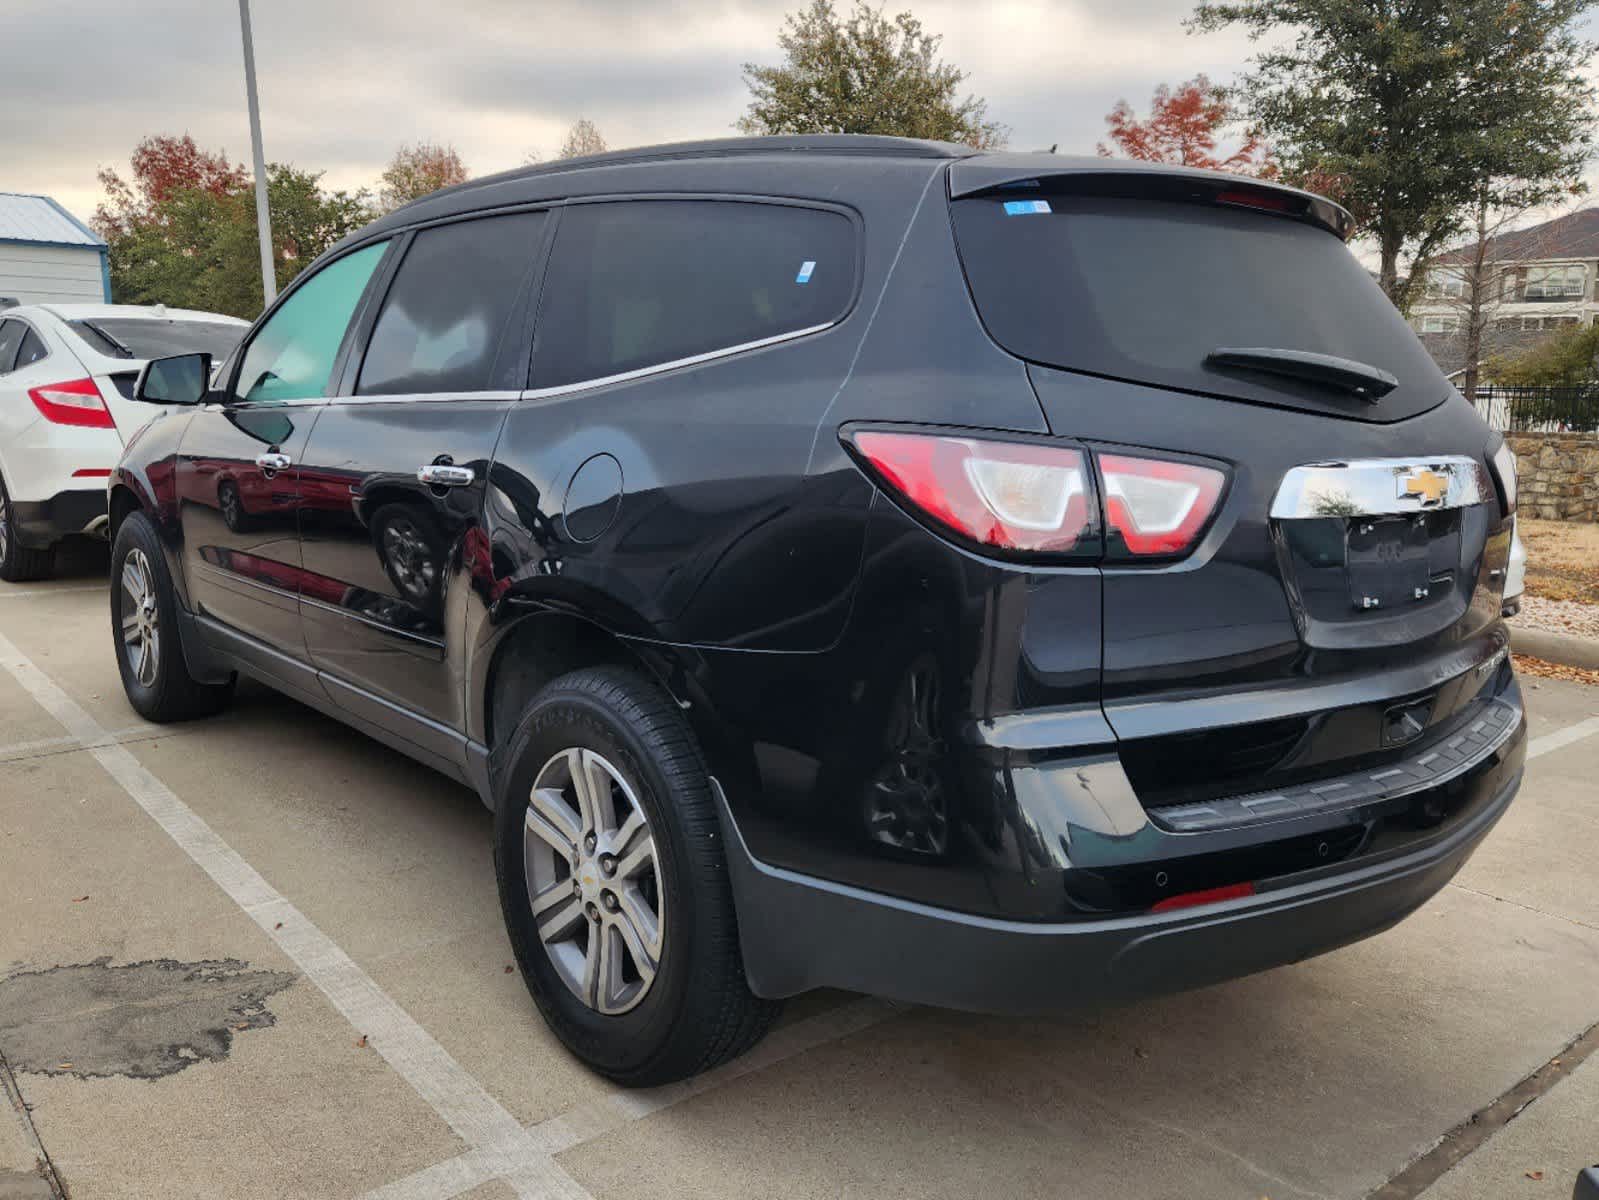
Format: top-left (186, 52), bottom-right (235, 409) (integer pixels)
top-left (2, 549), bottom-right (1597, 1200)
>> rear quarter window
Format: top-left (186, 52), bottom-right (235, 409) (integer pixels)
top-left (950, 193), bottom-right (1447, 414)
top-left (532, 200), bottom-right (856, 389)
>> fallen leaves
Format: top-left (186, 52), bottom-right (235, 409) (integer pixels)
top-left (355, 1034), bottom-right (368, 1049)
top-left (1513, 654), bottom-right (1599, 688)
top-left (504, 964), bottom-right (513, 974)
top-left (70, 896), bottom-right (89, 903)
top-left (1526, 1169), bottom-right (1544, 1181)
top-left (55, 1062), bottom-right (73, 1071)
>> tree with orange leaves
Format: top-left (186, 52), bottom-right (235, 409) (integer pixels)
top-left (94, 134), bottom-right (249, 239)
top-left (1098, 76), bottom-right (1275, 179)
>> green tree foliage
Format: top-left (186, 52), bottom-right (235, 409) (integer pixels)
top-left (739, 0), bottom-right (1007, 148)
top-left (1190, 0), bottom-right (1597, 311)
top-left (376, 142), bottom-right (469, 213)
top-left (1486, 320), bottom-right (1599, 385)
top-left (97, 140), bottom-right (373, 320)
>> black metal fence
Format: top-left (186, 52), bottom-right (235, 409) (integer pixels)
top-left (1472, 384), bottom-right (1599, 434)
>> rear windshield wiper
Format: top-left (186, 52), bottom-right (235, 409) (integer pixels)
top-left (75, 320), bottom-right (136, 359)
top-left (1204, 347), bottom-right (1398, 401)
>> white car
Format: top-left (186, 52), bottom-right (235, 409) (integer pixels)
top-left (1504, 516), bottom-right (1527, 617)
top-left (0, 302), bottom-right (248, 580)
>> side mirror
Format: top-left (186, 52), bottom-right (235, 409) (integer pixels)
top-left (134, 353), bottom-right (212, 406)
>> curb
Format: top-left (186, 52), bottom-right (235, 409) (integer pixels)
top-left (1510, 624), bottom-right (1599, 671)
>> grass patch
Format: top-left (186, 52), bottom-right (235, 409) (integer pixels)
top-left (1518, 519), bottom-right (1599, 605)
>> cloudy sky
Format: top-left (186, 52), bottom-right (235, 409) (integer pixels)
top-left (5, 0), bottom-right (1275, 221)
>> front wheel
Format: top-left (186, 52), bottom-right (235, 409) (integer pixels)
top-left (110, 512), bottom-right (234, 722)
top-left (494, 666), bottom-right (778, 1084)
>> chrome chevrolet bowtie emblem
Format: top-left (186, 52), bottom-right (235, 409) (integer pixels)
top-left (1399, 468), bottom-right (1449, 507)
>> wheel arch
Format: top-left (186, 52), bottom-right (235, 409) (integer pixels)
top-left (478, 608), bottom-right (752, 805)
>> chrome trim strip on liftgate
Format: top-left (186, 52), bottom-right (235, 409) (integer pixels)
top-left (1270, 455), bottom-right (1495, 519)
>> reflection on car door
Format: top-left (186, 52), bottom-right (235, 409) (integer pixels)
top-left (295, 211), bottom-right (545, 740)
top-left (178, 241), bottom-right (390, 679)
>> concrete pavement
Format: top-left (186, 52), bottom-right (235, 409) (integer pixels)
top-left (3, 548), bottom-right (1599, 1199)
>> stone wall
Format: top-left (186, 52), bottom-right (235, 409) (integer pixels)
top-left (1508, 433), bottom-right (1599, 522)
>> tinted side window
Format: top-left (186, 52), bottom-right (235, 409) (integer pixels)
top-left (0, 321), bottom-right (22, 374)
top-left (358, 212), bottom-right (544, 395)
top-left (15, 327), bottom-right (48, 369)
top-left (533, 201), bottom-right (855, 388)
top-left (235, 241), bottom-right (388, 402)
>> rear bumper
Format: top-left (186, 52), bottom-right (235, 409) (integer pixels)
top-left (10, 489), bottom-right (108, 547)
top-left (718, 730), bottom-right (1523, 1014)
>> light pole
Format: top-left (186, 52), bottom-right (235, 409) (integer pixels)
top-left (237, 0), bottom-right (277, 306)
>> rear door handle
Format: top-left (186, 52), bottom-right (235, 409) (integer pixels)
top-left (418, 464), bottom-right (475, 487)
top-left (255, 452), bottom-right (292, 471)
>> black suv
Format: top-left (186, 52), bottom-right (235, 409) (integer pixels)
top-left (108, 136), bottom-right (1526, 1085)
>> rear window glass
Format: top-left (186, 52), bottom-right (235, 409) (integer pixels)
top-left (358, 211), bottom-right (544, 395)
top-left (68, 318), bottom-right (244, 362)
top-left (950, 193), bottom-right (1445, 407)
top-left (533, 200), bottom-right (855, 389)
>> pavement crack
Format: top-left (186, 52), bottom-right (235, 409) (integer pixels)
top-left (1446, 882), bottom-right (1599, 935)
top-left (1, 1048), bottom-right (67, 1199)
top-left (1367, 1016), bottom-right (1599, 1198)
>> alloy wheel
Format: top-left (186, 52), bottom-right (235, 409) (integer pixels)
top-left (523, 747), bottom-right (664, 1015)
top-left (120, 549), bottom-right (161, 687)
top-left (381, 517), bottom-right (437, 602)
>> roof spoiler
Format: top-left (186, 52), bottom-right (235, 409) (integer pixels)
top-left (948, 157), bottom-right (1356, 241)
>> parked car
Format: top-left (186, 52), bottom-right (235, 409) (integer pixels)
top-left (106, 136), bottom-right (1527, 1085)
top-left (1504, 517), bottom-right (1528, 616)
top-left (0, 303), bottom-right (247, 580)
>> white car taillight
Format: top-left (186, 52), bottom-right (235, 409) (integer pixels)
top-left (28, 378), bottom-right (115, 429)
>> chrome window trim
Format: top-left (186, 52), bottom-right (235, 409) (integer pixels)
top-left (521, 321), bottom-right (836, 402)
top-left (1270, 455), bottom-right (1494, 519)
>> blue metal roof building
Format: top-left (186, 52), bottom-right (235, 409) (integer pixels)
top-left (0, 192), bottom-right (111, 304)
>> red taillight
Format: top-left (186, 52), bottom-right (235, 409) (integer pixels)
top-left (29, 378), bottom-right (114, 429)
top-left (1216, 188), bottom-right (1298, 215)
top-left (1099, 454), bottom-right (1226, 558)
top-left (72, 468), bottom-right (113, 478)
top-left (851, 431), bottom-right (1097, 556)
top-left (1150, 881), bottom-right (1256, 913)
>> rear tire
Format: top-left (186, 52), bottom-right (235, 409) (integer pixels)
top-left (0, 472), bottom-right (53, 583)
top-left (110, 511), bottom-right (234, 722)
top-left (494, 665), bottom-right (778, 1085)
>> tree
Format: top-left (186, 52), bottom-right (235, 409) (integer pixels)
top-left (377, 142), bottom-right (469, 212)
top-left (1099, 76), bottom-right (1275, 176)
top-left (558, 118), bottom-right (609, 159)
top-left (97, 138), bottom-right (374, 319)
top-left (1190, 0), bottom-right (1597, 312)
top-left (739, 0), bottom-right (1007, 148)
top-left (93, 134), bottom-right (249, 241)
top-left (1485, 319), bottom-right (1599, 385)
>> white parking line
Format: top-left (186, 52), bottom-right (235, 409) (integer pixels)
top-left (362, 996), bottom-right (905, 1200)
top-left (1528, 714), bottom-right (1599, 760)
top-left (0, 630), bottom-right (592, 1200)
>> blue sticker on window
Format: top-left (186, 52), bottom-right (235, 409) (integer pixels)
top-left (1003, 199), bottom-right (1052, 216)
top-left (795, 260), bottom-right (816, 284)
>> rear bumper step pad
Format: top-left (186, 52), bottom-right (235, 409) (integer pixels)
top-left (1149, 696), bottom-right (1520, 834)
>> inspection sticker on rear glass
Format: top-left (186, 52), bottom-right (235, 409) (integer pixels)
top-left (795, 260), bottom-right (817, 284)
top-left (1003, 199), bottom-right (1052, 216)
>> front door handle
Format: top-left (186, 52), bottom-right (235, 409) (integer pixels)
top-left (418, 463), bottom-right (476, 488)
top-left (255, 452), bottom-right (292, 472)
